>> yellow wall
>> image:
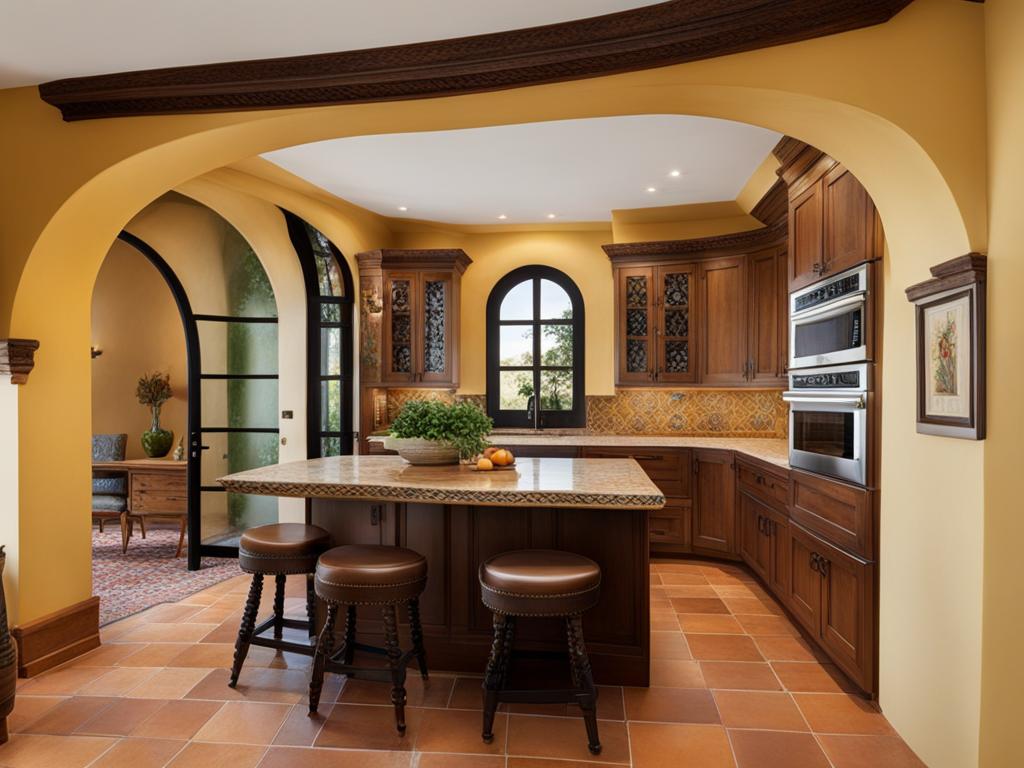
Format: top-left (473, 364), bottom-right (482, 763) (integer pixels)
top-left (91, 239), bottom-right (188, 459)
top-left (980, 1), bottom-right (1024, 764)
top-left (0, 1), bottom-right (999, 764)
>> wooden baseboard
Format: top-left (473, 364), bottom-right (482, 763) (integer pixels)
top-left (12, 597), bottom-right (100, 677)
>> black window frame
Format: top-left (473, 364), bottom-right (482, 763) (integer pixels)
top-left (486, 265), bottom-right (585, 429)
top-left (282, 210), bottom-right (355, 459)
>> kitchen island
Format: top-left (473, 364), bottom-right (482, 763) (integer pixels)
top-left (220, 455), bottom-right (664, 686)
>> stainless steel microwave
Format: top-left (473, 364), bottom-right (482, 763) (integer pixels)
top-left (789, 264), bottom-right (870, 370)
top-left (782, 363), bottom-right (869, 487)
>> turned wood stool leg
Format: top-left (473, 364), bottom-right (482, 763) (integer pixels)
top-left (309, 602), bottom-right (338, 715)
top-left (408, 597), bottom-right (429, 680)
top-left (382, 604), bottom-right (408, 733)
top-left (273, 574), bottom-right (286, 640)
top-left (481, 613), bottom-right (508, 743)
top-left (230, 574), bottom-right (264, 687)
top-left (333, 605), bottom-right (356, 665)
top-left (305, 574), bottom-right (317, 638)
top-left (566, 615), bottom-right (601, 755)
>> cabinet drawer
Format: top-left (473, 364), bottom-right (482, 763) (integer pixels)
top-left (790, 470), bottom-right (873, 559)
top-left (131, 472), bottom-right (186, 514)
top-left (649, 501), bottom-right (692, 550)
top-left (736, 460), bottom-right (789, 510)
top-left (582, 448), bottom-right (692, 497)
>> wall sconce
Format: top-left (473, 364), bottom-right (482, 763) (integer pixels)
top-left (362, 288), bottom-right (383, 315)
top-left (90, 346), bottom-right (103, 359)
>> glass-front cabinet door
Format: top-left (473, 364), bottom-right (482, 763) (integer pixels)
top-left (655, 264), bottom-right (697, 383)
top-left (419, 272), bottom-right (452, 383)
top-left (618, 266), bottom-right (654, 384)
top-left (383, 271), bottom-right (418, 383)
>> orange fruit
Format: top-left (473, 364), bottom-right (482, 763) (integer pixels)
top-left (483, 446), bottom-right (499, 460)
top-left (476, 457), bottom-right (494, 471)
top-left (504, 451), bottom-right (515, 465)
top-left (492, 449), bottom-right (511, 466)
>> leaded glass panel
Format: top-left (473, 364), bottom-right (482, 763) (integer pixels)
top-left (626, 339), bottom-right (648, 373)
top-left (423, 279), bottom-right (446, 373)
top-left (664, 341), bottom-right (689, 373)
top-left (626, 276), bottom-right (648, 307)
top-left (626, 309), bottom-right (647, 337)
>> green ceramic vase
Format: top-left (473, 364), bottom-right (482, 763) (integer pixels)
top-left (141, 406), bottom-right (174, 458)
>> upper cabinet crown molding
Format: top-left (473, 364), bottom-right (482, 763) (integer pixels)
top-left (38, 2), bottom-right (913, 121)
top-left (0, 339), bottom-right (40, 385)
top-left (356, 248), bottom-right (472, 274)
top-left (603, 220), bottom-right (786, 263)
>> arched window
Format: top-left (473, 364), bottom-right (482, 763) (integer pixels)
top-left (486, 266), bottom-right (585, 428)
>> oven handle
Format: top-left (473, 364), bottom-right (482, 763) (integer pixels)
top-left (790, 293), bottom-right (865, 321)
top-left (782, 392), bottom-right (865, 408)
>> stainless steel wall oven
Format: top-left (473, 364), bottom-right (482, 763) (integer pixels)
top-left (789, 264), bottom-right (870, 370)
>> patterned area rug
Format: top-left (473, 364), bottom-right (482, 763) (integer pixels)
top-left (93, 526), bottom-right (240, 625)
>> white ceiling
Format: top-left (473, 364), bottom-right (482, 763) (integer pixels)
top-left (262, 115), bottom-right (781, 224)
top-left (0, 0), bottom-right (661, 88)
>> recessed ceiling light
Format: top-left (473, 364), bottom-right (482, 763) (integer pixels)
top-left (646, 187), bottom-right (657, 193)
top-left (669, 170), bottom-right (681, 177)
top-left (546, 213), bottom-right (557, 219)
top-left (497, 214), bottom-right (507, 220)
top-left (397, 206), bottom-right (408, 212)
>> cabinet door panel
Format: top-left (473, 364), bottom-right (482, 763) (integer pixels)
top-left (650, 501), bottom-right (691, 553)
top-left (824, 165), bottom-right (873, 277)
top-left (748, 247), bottom-right (786, 383)
top-left (789, 180), bottom-right (824, 291)
top-left (656, 264), bottom-right (697, 383)
top-left (698, 257), bottom-right (747, 384)
top-left (766, 508), bottom-right (791, 600)
top-left (785, 525), bottom-right (821, 635)
top-left (617, 267), bottom-right (655, 384)
top-left (420, 272), bottom-right (453, 383)
top-left (818, 535), bottom-right (875, 691)
top-left (737, 491), bottom-right (770, 582)
top-left (382, 271), bottom-right (418, 383)
top-left (692, 449), bottom-right (735, 554)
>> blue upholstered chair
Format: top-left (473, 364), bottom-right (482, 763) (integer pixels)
top-left (91, 434), bottom-right (144, 538)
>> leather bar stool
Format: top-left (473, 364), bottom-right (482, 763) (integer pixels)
top-left (229, 523), bottom-right (331, 688)
top-left (479, 549), bottom-right (602, 755)
top-left (308, 544), bottom-right (429, 733)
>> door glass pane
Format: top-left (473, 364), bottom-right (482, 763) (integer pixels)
top-left (200, 432), bottom-right (279, 487)
top-left (663, 272), bottom-right (689, 307)
top-left (500, 325), bottom-right (533, 366)
top-left (390, 279), bottom-right (412, 373)
top-left (664, 341), bottom-right (690, 373)
top-left (321, 327), bottom-right (341, 375)
top-left (626, 339), bottom-right (648, 373)
top-left (197, 320), bottom-right (278, 375)
top-left (321, 436), bottom-right (343, 457)
top-left (321, 380), bottom-right (342, 432)
top-left (541, 325), bottom-right (572, 367)
top-left (423, 279), bottom-right (446, 374)
top-left (200, 490), bottom-right (277, 547)
top-left (500, 279), bottom-right (532, 320)
top-left (540, 279), bottom-right (572, 320)
top-left (626, 309), bottom-right (648, 337)
top-left (793, 306), bottom-right (863, 358)
top-left (305, 225), bottom-right (343, 297)
top-left (626, 275), bottom-right (648, 307)
top-left (499, 370), bottom-right (533, 410)
top-left (664, 310), bottom-right (688, 338)
top-left (540, 370), bottom-right (573, 411)
top-left (201, 379), bottom-right (278, 429)
top-left (320, 303), bottom-right (341, 323)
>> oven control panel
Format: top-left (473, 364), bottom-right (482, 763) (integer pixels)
top-left (792, 371), bottom-right (861, 389)
top-left (792, 264), bottom-right (868, 313)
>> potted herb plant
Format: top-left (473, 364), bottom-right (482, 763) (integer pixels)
top-left (137, 371), bottom-right (174, 458)
top-left (385, 400), bottom-right (492, 465)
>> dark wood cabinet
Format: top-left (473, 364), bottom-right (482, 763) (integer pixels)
top-left (692, 449), bottom-right (735, 555)
top-left (747, 245), bottom-right (788, 383)
top-left (698, 256), bottom-right (747, 385)
top-left (790, 469), bottom-right (873, 560)
top-left (788, 180), bottom-right (824, 291)
top-left (738, 490), bottom-right (772, 582)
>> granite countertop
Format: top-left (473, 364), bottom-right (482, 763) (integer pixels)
top-left (219, 455), bottom-right (665, 510)
top-left (368, 433), bottom-right (789, 470)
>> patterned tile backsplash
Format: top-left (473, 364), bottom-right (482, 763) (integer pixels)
top-left (383, 388), bottom-right (787, 438)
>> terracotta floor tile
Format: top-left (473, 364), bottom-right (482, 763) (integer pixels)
top-left (89, 737), bottom-right (185, 768)
top-left (164, 643), bottom-right (236, 668)
top-left (713, 691), bottom-right (808, 731)
top-left (662, 585), bottom-right (719, 598)
top-left (703, 573), bottom-right (750, 587)
top-left (116, 644), bottom-right (193, 668)
top-left (119, 623), bottom-right (219, 643)
top-left (651, 562), bottom-right (706, 574)
top-left (650, 598), bottom-right (672, 612)
top-left (6, 696), bottom-right (65, 733)
top-left (339, 674), bottom-right (455, 709)
top-left (447, 676), bottom-right (487, 710)
top-left (710, 585), bottom-right (759, 599)
top-left (651, 631), bottom-right (692, 660)
top-left (793, 694), bottom-right (895, 735)
top-left (678, 614), bottom-right (744, 634)
top-left (650, 612), bottom-right (680, 631)
top-left (508, 760), bottom-right (621, 768)
top-left (183, 604), bottom-right (240, 624)
top-left (729, 729), bottom-right (829, 768)
top-left (628, 722), bottom-right (735, 768)
top-left (416, 708), bottom-right (507, 755)
top-left (129, 667), bottom-right (212, 699)
top-left (771, 662), bottom-right (856, 693)
top-left (818, 734), bottom-right (927, 767)
top-left (700, 662), bottom-right (782, 691)
top-left (314, 703), bottom-right (420, 751)
top-left (77, 666), bottom-right (161, 696)
top-left (76, 697), bottom-right (168, 736)
top-left (623, 686), bottom-right (720, 724)
top-left (73, 643), bottom-right (148, 667)
top-left (659, 573), bottom-right (709, 585)
top-left (650, 573), bottom-right (662, 586)
top-left (23, 696), bottom-right (118, 735)
top-left (259, 747), bottom-right (413, 767)
top-left (16, 665), bottom-right (111, 695)
top-left (722, 597), bottom-right (780, 615)
top-left (669, 597), bottom-right (730, 614)
top-left (734, 614), bottom-right (799, 636)
top-left (193, 700), bottom-right (292, 745)
top-left (753, 636), bottom-right (825, 663)
top-left (417, 754), bottom-right (503, 768)
top-left (0, 734), bottom-right (116, 767)
top-left (185, 667), bottom-right (313, 704)
top-left (686, 634), bottom-right (764, 662)
top-left (139, 604), bottom-right (205, 623)
top-left (271, 703), bottom-right (332, 746)
top-left (507, 714), bottom-right (630, 764)
top-left (649, 659), bottom-right (705, 689)
top-left (130, 699), bottom-right (225, 740)
top-left (166, 741), bottom-right (266, 768)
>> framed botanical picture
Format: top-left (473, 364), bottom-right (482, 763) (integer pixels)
top-left (906, 254), bottom-right (986, 439)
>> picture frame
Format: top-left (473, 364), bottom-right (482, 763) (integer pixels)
top-left (905, 253), bottom-right (986, 440)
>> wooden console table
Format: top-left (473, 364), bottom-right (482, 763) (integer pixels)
top-left (92, 459), bottom-right (187, 557)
